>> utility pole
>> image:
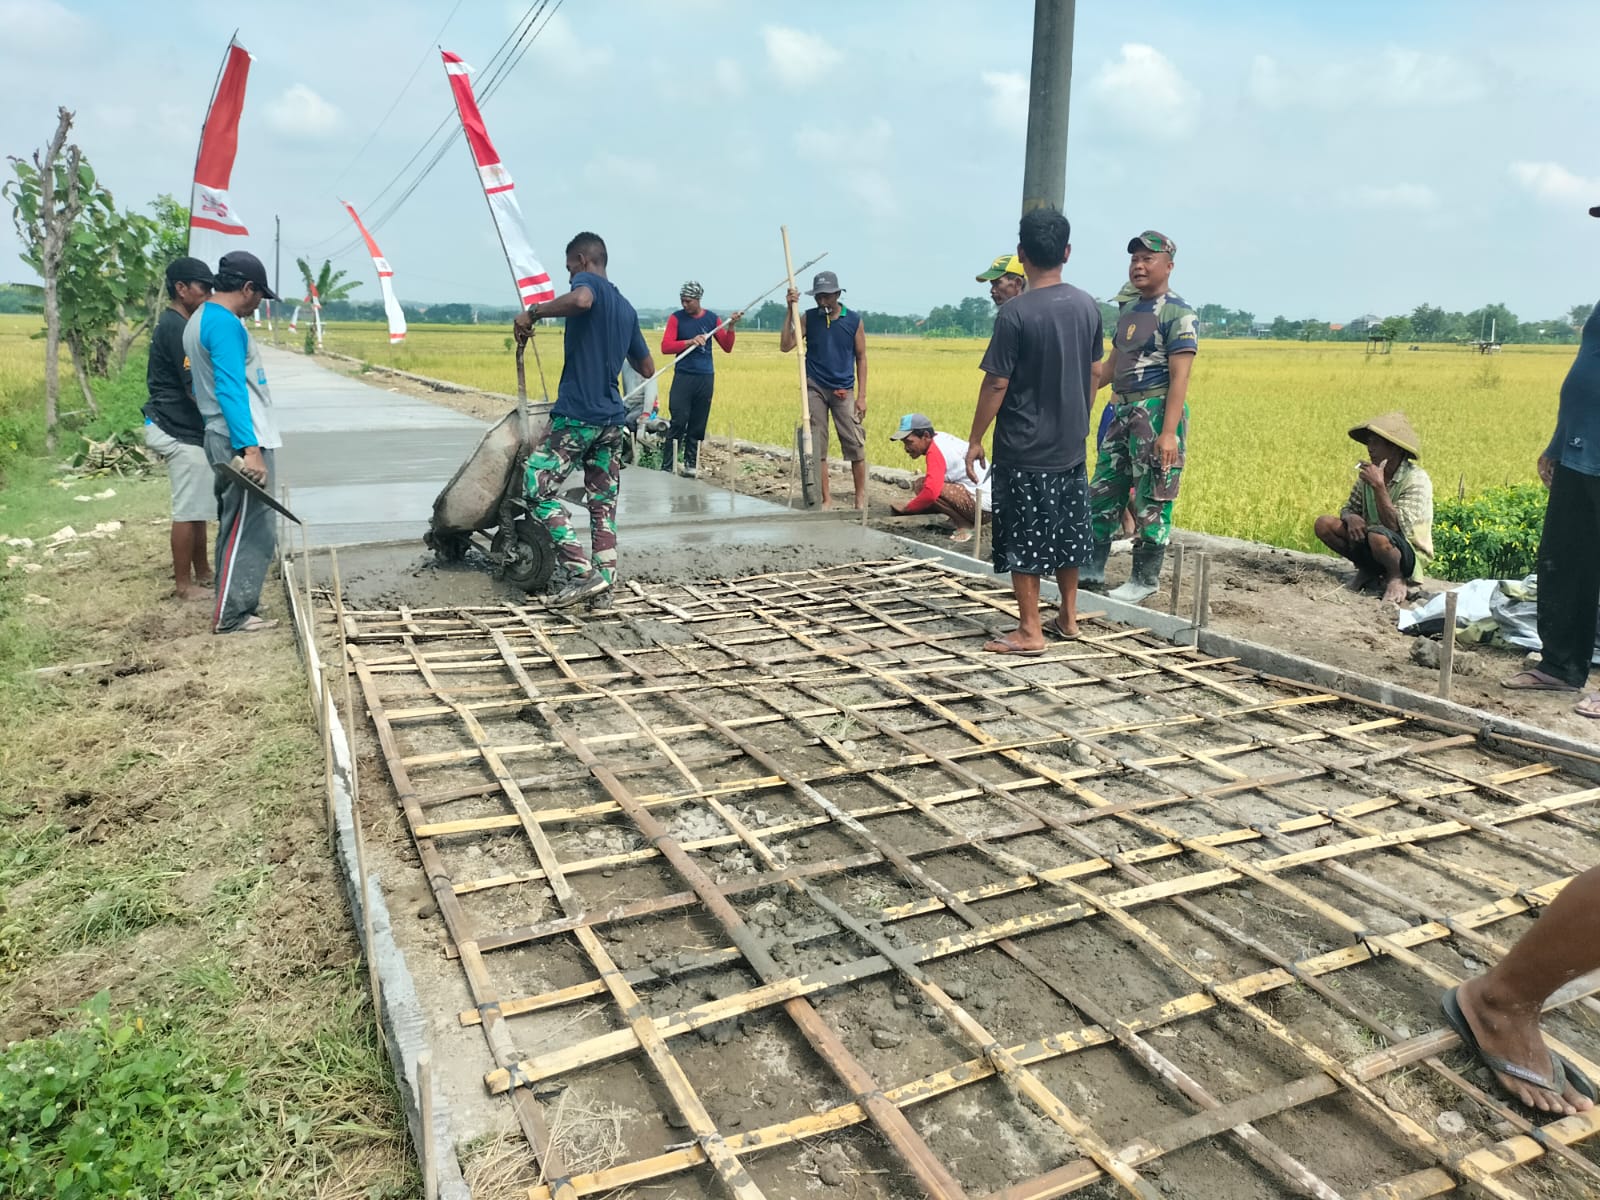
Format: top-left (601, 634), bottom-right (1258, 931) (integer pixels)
top-left (1021, 0), bottom-right (1076, 215)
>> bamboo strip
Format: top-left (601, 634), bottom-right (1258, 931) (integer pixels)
top-left (477, 615), bottom-right (971, 1200)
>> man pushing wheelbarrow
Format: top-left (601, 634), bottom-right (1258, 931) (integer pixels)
top-left (511, 231), bottom-right (656, 610)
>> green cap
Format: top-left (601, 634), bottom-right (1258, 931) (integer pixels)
top-left (976, 254), bottom-right (1025, 282)
top-left (1127, 230), bottom-right (1176, 256)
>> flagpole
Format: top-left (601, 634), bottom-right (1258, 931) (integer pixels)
top-left (187, 32), bottom-right (235, 256)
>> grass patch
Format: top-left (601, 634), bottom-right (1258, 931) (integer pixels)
top-left (0, 460), bottom-right (415, 1197)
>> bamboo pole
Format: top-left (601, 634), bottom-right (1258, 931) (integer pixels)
top-left (780, 226), bottom-right (818, 508)
top-left (1439, 589), bottom-right (1458, 699)
top-left (1168, 541), bottom-right (1184, 614)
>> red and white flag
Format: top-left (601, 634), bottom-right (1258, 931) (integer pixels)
top-left (188, 37), bottom-right (252, 266)
top-left (441, 50), bottom-right (555, 308)
top-left (341, 200), bottom-right (406, 344)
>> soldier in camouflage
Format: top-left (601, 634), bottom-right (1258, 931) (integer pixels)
top-left (1085, 231), bottom-right (1198, 602)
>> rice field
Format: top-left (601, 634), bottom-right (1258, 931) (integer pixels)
top-left (0, 313), bottom-right (1568, 552)
top-left (312, 319), bottom-right (1566, 552)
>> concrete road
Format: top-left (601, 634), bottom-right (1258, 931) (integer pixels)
top-left (266, 347), bottom-right (905, 573)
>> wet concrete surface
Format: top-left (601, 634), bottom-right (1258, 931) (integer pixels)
top-left (268, 347), bottom-right (904, 596)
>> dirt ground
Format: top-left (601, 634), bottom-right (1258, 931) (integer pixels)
top-left (326, 355), bottom-right (1599, 749)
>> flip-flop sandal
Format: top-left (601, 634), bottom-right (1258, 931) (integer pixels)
top-left (1501, 670), bottom-right (1580, 692)
top-left (1440, 987), bottom-right (1598, 1109)
top-left (236, 616), bottom-right (280, 633)
top-left (1045, 617), bottom-right (1079, 642)
top-left (1575, 693), bottom-right (1600, 720)
top-left (950, 529), bottom-right (974, 544)
top-left (983, 637), bottom-right (1045, 657)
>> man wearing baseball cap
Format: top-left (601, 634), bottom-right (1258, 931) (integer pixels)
top-left (183, 249), bottom-right (282, 634)
top-left (1085, 230), bottom-right (1199, 604)
top-left (658, 280), bottom-right (742, 477)
top-left (781, 269), bottom-right (869, 508)
top-left (976, 254), bottom-right (1026, 308)
top-left (143, 256), bottom-right (215, 600)
top-left (887, 413), bottom-right (991, 542)
top-left (1502, 202), bottom-right (1600, 718)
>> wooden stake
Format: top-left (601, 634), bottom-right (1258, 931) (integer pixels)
top-left (781, 226), bottom-right (818, 508)
top-left (972, 496), bottom-right (983, 562)
top-left (1168, 542), bottom-right (1185, 615)
top-left (1196, 551), bottom-right (1211, 630)
top-left (1439, 590), bottom-right (1458, 700)
top-left (350, 756), bottom-right (385, 1054)
top-left (418, 1050), bottom-right (437, 1200)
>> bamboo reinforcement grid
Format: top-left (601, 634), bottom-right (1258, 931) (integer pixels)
top-left (335, 557), bottom-right (1600, 1200)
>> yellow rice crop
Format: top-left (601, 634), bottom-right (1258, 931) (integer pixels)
top-left (315, 320), bottom-right (1566, 552)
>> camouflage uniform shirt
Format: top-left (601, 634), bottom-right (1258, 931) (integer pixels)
top-left (1111, 290), bottom-right (1198, 395)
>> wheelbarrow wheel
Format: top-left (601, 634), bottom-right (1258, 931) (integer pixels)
top-left (503, 519), bottom-right (556, 592)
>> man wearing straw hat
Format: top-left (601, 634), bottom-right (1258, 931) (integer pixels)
top-left (1312, 411), bottom-right (1434, 604)
top-left (781, 269), bottom-right (869, 509)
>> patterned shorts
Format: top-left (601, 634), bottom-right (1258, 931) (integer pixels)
top-left (990, 463), bottom-right (1094, 576)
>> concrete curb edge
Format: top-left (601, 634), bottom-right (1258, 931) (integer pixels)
top-left (280, 557), bottom-right (473, 1200)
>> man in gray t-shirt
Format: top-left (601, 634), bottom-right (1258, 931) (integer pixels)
top-left (967, 207), bottom-right (1104, 655)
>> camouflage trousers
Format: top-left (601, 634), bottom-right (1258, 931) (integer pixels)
top-left (525, 416), bottom-right (624, 582)
top-left (1088, 393), bottom-right (1187, 545)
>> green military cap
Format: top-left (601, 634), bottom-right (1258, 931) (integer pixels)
top-left (1127, 230), bottom-right (1176, 256)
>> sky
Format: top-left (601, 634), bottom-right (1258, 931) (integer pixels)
top-left (3, 0), bottom-right (1600, 322)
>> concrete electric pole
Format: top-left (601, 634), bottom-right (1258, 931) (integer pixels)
top-left (1021, 0), bottom-right (1076, 215)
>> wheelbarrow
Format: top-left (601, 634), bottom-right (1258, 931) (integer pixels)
top-left (424, 401), bottom-right (558, 591)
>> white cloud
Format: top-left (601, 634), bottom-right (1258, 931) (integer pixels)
top-left (762, 26), bottom-right (842, 90)
top-left (794, 118), bottom-right (895, 217)
top-left (711, 58), bottom-right (745, 98)
top-left (981, 70), bottom-right (1029, 136)
top-left (266, 84), bottom-right (341, 139)
top-left (1509, 161), bottom-right (1600, 207)
top-left (0, 0), bottom-right (86, 55)
top-left (1341, 183), bottom-right (1438, 211)
top-left (1091, 45), bottom-right (1197, 138)
top-left (1250, 47), bottom-right (1480, 110)
top-left (521, 11), bottom-right (614, 75)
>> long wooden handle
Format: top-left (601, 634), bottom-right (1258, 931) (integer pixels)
top-left (780, 226), bottom-right (814, 461)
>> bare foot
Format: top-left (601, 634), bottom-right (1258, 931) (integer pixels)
top-left (194, 573), bottom-right (215, 587)
top-left (1345, 567), bottom-right (1380, 593)
top-left (176, 587), bottom-right (214, 602)
top-left (1454, 979), bottom-right (1593, 1114)
top-left (950, 527), bottom-right (973, 544)
top-left (1381, 576), bottom-right (1408, 604)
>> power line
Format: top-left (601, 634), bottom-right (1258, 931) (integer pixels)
top-left (325, 0), bottom-right (466, 196)
top-left (301, 0), bottom-right (554, 260)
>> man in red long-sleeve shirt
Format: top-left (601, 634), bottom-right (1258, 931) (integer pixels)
top-left (888, 413), bottom-right (992, 543)
top-left (659, 281), bottom-right (741, 477)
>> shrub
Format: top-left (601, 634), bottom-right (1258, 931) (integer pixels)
top-left (1431, 482), bottom-right (1546, 582)
top-left (0, 993), bottom-right (256, 1199)
top-left (79, 350), bottom-right (149, 445)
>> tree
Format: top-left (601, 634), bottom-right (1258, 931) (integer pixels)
top-left (295, 257), bottom-right (360, 306)
top-left (120, 195), bottom-right (188, 370)
top-left (1570, 302), bottom-right (1594, 330)
top-left (1379, 315), bottom-right (1412, 342)
top-left (4, 108), bottom-right (88, 451)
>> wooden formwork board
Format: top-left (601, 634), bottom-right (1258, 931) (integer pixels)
top-left (333, 558), bottom-right (1600, 1200)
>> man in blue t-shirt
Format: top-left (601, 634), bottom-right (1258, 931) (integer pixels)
top-left (780, 270), bottom-right (869, 508)
top-left (658, 280), bottom-right (742, 477)
top-left (512, 232), bottom-right (655, 610)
